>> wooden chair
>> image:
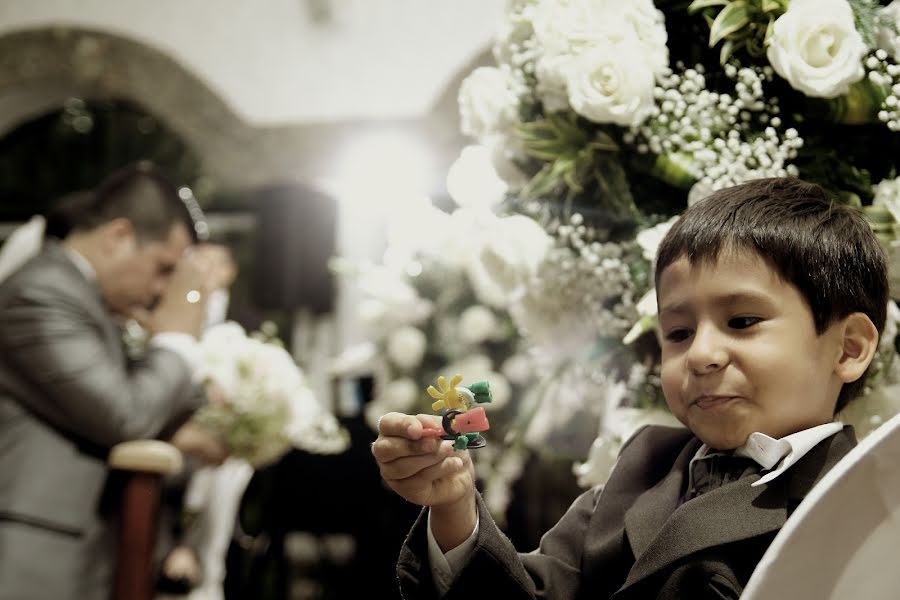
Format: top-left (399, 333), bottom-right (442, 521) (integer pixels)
top-left (108, 440), bottom-right (183, 600)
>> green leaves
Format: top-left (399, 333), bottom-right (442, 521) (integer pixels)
top-left (517, 111), bottom-right (618, 199)
top-left (689, 0), bottom-right (788, 63)
top-left (848, 0), bottom-right (895, 50)
top-left (708, 2), bottom-right (750, 48)
top-left (687, 0), bottom-right (729, 11)
top-left (808, 78), bottom-right (888, 125)
top-left (515, 111), bottom-right (642, 226)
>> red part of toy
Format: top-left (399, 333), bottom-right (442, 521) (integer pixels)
top-left (449, 406), bottom-right (490, 434)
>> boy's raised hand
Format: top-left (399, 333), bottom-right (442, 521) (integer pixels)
top-left (373, 412), bottom-right (474, 506)
top-left (373, 412), bottom-right (478, 550)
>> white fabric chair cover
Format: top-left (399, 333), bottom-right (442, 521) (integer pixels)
top-left (742, 412), bottom-right (900, 599)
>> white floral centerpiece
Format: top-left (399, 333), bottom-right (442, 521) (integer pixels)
top-left (332, 189), bottom-right (550, 517)
top-left (194, 321), bottom-right (348, 468)
top-left (454, 0), bottom-right (900, 487)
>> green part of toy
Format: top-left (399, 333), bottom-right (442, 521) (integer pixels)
top-left (452, 432), bottom-right (486, 451)
top-left (468, 381), bottom-right (492, 404)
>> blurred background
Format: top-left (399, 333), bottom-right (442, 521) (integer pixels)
top-left (6, 1), bottom-right (900, 599)
top-left (0, 2), bottom-right (568, 599)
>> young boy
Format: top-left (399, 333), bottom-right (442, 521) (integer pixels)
top-left (372, 177), bottom-right (888, 600)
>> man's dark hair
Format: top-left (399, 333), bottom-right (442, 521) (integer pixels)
top-left (655, 177), bottom-right (889, 412)
top-left (71, 162), bottom-right (199, 243)
top-left (44, 190), bottom-right (95, 240)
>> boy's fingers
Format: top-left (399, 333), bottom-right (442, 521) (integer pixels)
top-left (377, 412), bottom-right (421, 438)
top-left (407, 414), bottom-right (444, 440)
top-left (389, 456), bottom-right (469, 502)
top-left (372, 436), bottom-right (449, 464)
top-left (377, 412), bottom-right (443, 440)
top-left (379, 447), bottom-right (454, 481)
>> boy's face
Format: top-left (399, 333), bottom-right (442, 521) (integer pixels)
top-left (657, 249), bottom-right (845, 450)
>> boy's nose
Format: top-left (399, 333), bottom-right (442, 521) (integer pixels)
top-left (686, 325), bottom-right (729, 375)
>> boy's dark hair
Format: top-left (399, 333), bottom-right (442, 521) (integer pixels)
top-left (655, 177), bottom-right (889, 412)
top-left (69, 162), bottom-right (200, 243)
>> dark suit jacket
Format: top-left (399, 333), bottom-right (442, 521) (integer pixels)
top-left (397, 424), bottom-right (856, 600)
top-left (0, 242), bottom-right (203, 600)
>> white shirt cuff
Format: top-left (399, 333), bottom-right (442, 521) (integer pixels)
top-left (426, 508), bottom-right (479, 597)
top-left (150, 332), bottom-right (201, 379)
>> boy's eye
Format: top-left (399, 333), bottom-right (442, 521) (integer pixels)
top-left (664, 328), bottom-right (692, 343)
top-left (728, 316), bottom-right (761, 329)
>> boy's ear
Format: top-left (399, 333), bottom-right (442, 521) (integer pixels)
top-left (834, 312), bottom-right (879, 384)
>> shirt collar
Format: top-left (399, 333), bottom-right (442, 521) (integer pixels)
top-left (692, 422), bottom-right (844, 487)
top-left (61, 245), bottom-right (97, 283)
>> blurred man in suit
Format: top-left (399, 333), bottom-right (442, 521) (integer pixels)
top-left (0, 162), bottom-right (225, 600)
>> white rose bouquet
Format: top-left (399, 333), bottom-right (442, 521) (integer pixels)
top-left (193, 321), bottom-right (348, 468)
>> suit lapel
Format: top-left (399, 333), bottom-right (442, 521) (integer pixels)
top-left (623, 436), bottom-right (699, 558)
top-left (617, 426), bottom-right (856, 595)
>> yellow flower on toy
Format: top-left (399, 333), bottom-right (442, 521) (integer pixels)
top-left (426, 374), bottom-right (468, 411)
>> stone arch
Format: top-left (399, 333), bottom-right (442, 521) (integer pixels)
top-left (0, 26), bottom-right (348, 191)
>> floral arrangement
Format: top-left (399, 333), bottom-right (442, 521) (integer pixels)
top-left (453, 0), bottom-right (900, 487)
top-left (193, 321), bottom-right (348, 468)
top-left (331, 198), bottom-right (549, 516)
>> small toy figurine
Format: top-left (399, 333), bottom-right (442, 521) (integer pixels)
top-left (422, 374), bottom-right (492, 450)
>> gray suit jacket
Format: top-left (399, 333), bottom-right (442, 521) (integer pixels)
top-left (397, 424), bottom-right (856, 600)
top-left (0, 242), bottom-right (203, 600)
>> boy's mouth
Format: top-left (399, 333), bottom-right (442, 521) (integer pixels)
top-left (692, 395), bottom-right (738, 409)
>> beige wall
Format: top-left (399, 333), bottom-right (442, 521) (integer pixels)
top-left (0, 0), bottom-right (503, 125)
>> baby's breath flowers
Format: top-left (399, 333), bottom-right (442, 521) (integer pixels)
top-left (626, 63), bottom-right (803, 196)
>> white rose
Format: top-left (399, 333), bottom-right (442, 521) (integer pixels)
top-left (567, 36), bottom-right (656, 126)
top-left (531, 0), bottom-right (585, 58)
top-left (873, 176), bottom-right (900, 223)
top-left (501, 353), bottom-right (534, 385)
top-left (446, 145), bottom-right (508, 211)
top-left (531, 0), bottom-right (666, 115)
top-left (880, 300), bottom-right (900, 353)
top-left (458, 66), bottom-right (522, 140)
top-left (459, 305), bottom-right (500, 345)
top-left (439, 355), bottom-right (510, 410)
top-left (482, 373), bottom-right (511, 410)
top-left (620, 0), bottom-right (669, 75)
top-left (365, 377), bottom-right (419, 430)
top-left (484, 133), bottom-right (530, 190)
top-left (467, 214), bottom-right (553, 307)
top-left (535, 53), bottom-right (574, 112)
top-left (635, 217), bottom-right (678, 263)
top-left (386, 326), bottom-right (427, 370)
top-left (766, 0), bottom-right (867, 98)
top-left (357, 267), bottom-right (432, 333)
top-left (561, 0), bottom-right (669, 75)
top-left (687, 178), bottom-right (715, 206)
top-left (573, 434), bottom-right (621, 488)
top-left (440, 355), bottom-right (493, 384)
top-left (878, 1), bottom-right (900, 61)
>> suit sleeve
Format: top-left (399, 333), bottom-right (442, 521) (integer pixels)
top-left (0, 282), bottom-right (203, 447)
top-left (398, 486), bottom-right (602, 600)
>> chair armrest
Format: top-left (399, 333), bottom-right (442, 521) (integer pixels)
top-left (108, 439), bottom-right (183, 475)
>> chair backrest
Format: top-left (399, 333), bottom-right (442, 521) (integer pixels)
top-left (109, 440), bottom-right (183, 600)
top-left (741, 412), bottom-right (900, 600)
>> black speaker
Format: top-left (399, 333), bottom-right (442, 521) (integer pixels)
top-left (251, 183), bottom-right (336, 314)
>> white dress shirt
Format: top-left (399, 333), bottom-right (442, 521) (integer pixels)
top-left (427, 421), bottom-right (845, 597)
